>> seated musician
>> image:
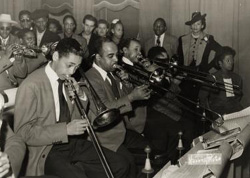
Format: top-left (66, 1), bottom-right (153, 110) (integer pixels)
top-left (199, 46), bottom-right (243, 116)
top-left (0, 14), bottom-right (28, 91)
top-left (14, 38), bottom-right (129, 178)
top-left (0, 88), bottom-right (26, 178)
top-left (85, 37), bottom-right (152, 178)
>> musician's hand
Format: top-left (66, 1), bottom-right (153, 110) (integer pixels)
top-left (66, 119), bottom-right (88, 135)
top-left (117, 70), bottom-right (129, 81)
top-left (4, 44), bottom-right (15, 59)
top-left (65, 77), bottom-right (86, 99)
top-left (128, 85), bottom-right (151, 101)
top-left (0, 152), bottom-right (11, 178)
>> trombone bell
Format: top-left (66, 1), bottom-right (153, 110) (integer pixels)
top-left (93, 108), bottom-right (120, 128)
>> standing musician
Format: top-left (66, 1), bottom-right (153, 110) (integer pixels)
top-left (85, 37), bottom-right (152, 178)
top-left (14, 38), bottom-right (129, 178)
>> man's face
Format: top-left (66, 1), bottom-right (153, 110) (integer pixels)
top-left (64, 17), bottom-right (75, 35)
top-left (53, 52), bottom-right (82, 80)
top-left (220, 55), bottom-right (234, 71)
top-left (22, 31), bottom-right (36, 47)
top-left (153, 20), bottom-right (166, 36)
top-left (83, 19), bottom-right (95, 35)
top-left (0, 22), bottom-right (12, 39)
top-left (191, 20), bottom-right (204, 34)
top-left (97, 42), bottom-right (118, 72)
top-left (97, 23), bottom-right (108, 37)
top-left (34, 17), bottom-right (48, 33)
top-left (20, 14), bottom-right (32, 29)
top-left (124, 40), bottom-right (141, 63)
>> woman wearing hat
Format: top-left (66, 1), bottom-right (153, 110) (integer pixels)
top-left (178, 12), bottom-right (222, 73)
top-left (177, 12), bottom-right (222, 146)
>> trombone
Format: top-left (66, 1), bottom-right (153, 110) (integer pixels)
top-left (65, 68), bottom-right (120, 178)
top-left (114, 62), bottom-right (224, 127)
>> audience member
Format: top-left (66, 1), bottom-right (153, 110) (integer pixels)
top-left (11, 10), bottom-right (34, 36)
top-left (144, 18), bottom-right (178, 58)
top-left (109, 19), bottom-right (124, 51)
top-left (79, 14), bottom-right (98, 56)
top-left (48, 18), bottom-right (62, 34)
top-left (59, 15), bottom-right (88, 59)
top-left (199, 46), bottom-right (243, 116)
top-left (31, 9), bottom-right (60, 47)
top-left (96, 19), bottom-right (109, 37)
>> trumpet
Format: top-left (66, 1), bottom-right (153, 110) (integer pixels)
top-left (65, 68), bottom-right (120, 178)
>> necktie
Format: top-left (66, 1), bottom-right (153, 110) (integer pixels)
top-left (156, 36), bottom-right (161, 46)
top-left (58, 79), bottom-right (71, 123)
top-left (107, 73), bottom-right (120, 99)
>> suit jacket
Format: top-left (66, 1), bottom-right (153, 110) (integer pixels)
top-left (14, 67), bottom-right (85, 176)
top-left (178, 32), bottom-right (222, 73)
top-left (144, 33), bottom-right (178, 58)
top-left (85, 67), bottom-right (132, 151)
top-left (3, 34), bottom-right (20, 46)
top-left (1, 120), bottom-right (26, 177)
top-left (79, 32), bottom-right (99, 57)
top-left (0, 54), bottom-right (28, 92)
top-left (59, 33), bottom-right (89, 59)
top-left (36, 30), bottom-right (60, 47)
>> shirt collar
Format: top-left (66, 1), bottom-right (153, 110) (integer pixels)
top-left (155, 33), bottom-right (165, 45)
top-left (37, 29), bottom-right (46, 36)
top-left (122, 56), bottom-right (134, 66)
top-left (93, 62), bottom-right (108, 81)
top-left (0, 35), bottom-right (9, 44)
top-left (45, 61), bottom-right (59, 83)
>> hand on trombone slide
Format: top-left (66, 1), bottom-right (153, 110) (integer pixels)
top-left (128, 84), bottom-right (152, 101)
top-left (65, 76), bottom-right (87, 101)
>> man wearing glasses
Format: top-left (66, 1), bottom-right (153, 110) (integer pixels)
top-left (0, 14), bottom-right (20, 49)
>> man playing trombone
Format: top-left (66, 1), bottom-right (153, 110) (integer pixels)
top-left (85, 37), bottom-right (152, 178)
top-left (14, 38), bottom-right (129, 178)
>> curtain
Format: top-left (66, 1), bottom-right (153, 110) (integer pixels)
top-left (73, 0), bottom-right (94, 33)
top-left (0, 0), bottom-right (42, 22)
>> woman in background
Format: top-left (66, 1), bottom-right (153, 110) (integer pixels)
top-left (48, 18), bottom-right (62, 34)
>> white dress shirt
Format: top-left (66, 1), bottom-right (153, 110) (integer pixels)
top-left (45, 62), bottom-right (67, 122)
top-left (122, 56), bottom-right (134, 66)
top-left (36, 30), bottom-right (46, 47)
top-left (155, 33), bottom-right (165, 47)
top-left (0, 36), bottom-right (9, 46)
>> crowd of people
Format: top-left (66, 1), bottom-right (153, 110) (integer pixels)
top-left (0, 8), bottom-right (244, 178)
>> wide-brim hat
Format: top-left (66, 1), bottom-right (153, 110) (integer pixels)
top-left (185, 12), bottom-right (206, 25)
top-left (31, 9), bottom-right (49, 20)
top-left (0, 14), bottom-right (18, 25)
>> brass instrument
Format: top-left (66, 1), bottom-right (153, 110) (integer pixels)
top-left (153, 56), bottom-right (241, 95)
top-left (65, 68), bottom-right (120, 178)
top-left (114, 62), bottom-right (224, 127)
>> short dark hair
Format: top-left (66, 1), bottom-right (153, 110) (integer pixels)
top-left (82, 14), bottom-right (97, 26)
top-left (120, 38), bottom-right (140, 51)
top-left (19, 10), bottom-right (31, 20)
top-left (18, 28), bottom-right (35, 39)
top-left (63, 15), bottom-right (76, 32)
top-left (218, 46), bottom-right (236, 62)
top-left (153, 18), bottom-right (167, 27)
top-left (48, 18), bottom-right (62, 33)
top-left (147, 46), bottom-right (168, 60)
top-left (98, 19), bottom-right (109, 28)
top-left (55, 38), bottom-right (84, 58)
top-left (94, 37), bottom-right (114, 56)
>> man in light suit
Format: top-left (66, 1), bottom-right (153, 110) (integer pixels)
top-left (85, 37), bottom-right (151, 178)
top-left (14, 38), bottom-right (129, 178)
top-left (144, 18), bottom-right (178, 58)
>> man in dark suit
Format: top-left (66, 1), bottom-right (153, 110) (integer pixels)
top-left (14, 38), bottom-right (129, 178)
top-left (144, 18), bottom-right (178, 58)
top-left (31, 9), bottom-right (60, 47)
top-left (85, 37), bottom-right (151, 178)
